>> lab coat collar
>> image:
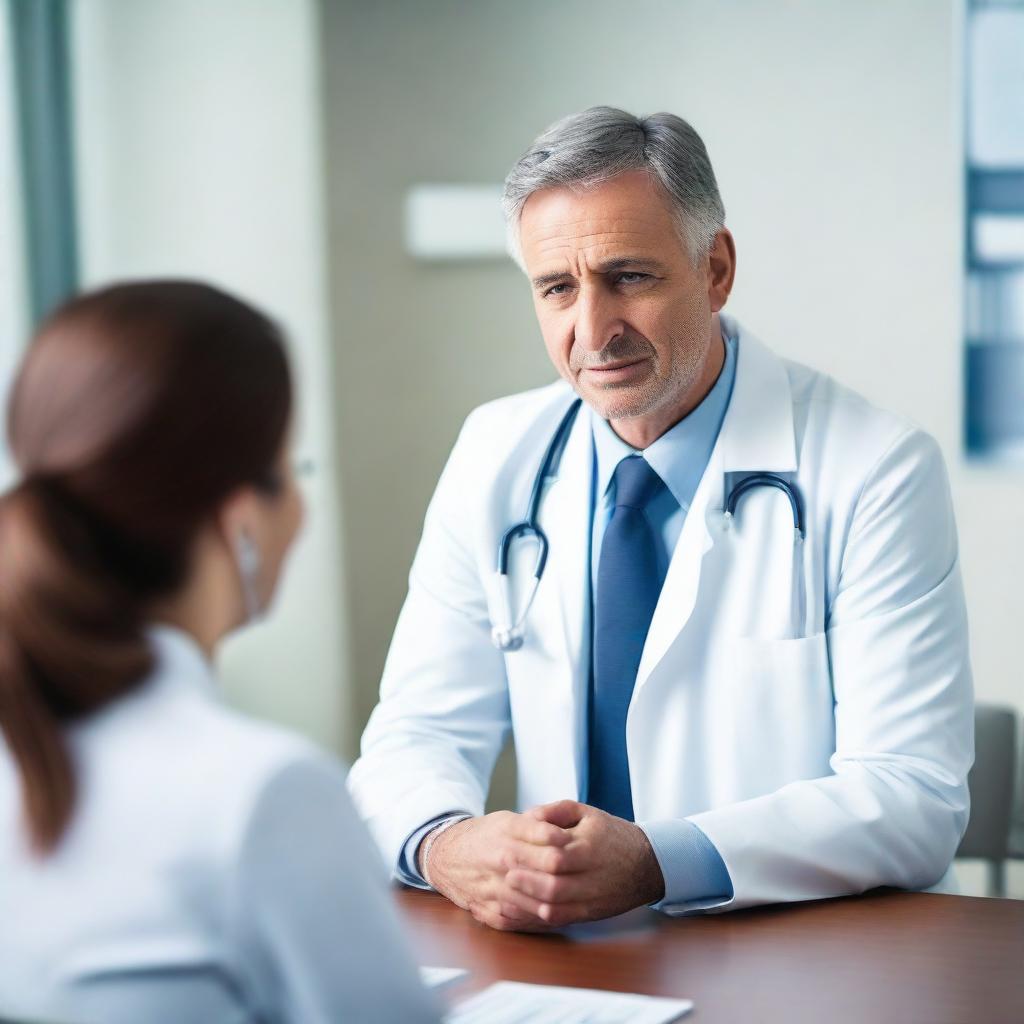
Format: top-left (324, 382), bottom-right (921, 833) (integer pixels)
top-left (718, 314), bottom-right (797, 474)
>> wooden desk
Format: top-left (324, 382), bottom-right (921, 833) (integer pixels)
top-left (399, 888), bottom-right (1024, 1022)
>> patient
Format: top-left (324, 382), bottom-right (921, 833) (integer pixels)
top-left (0, 282), bottom-right (439, 1023)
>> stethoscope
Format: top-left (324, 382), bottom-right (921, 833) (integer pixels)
top-left (490, 398), bottom-right (805, 652)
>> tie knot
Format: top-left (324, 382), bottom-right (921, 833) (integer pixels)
top-left (613, 456), bottom-right (665, 510)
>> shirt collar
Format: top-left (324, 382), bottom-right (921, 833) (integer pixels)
top-left (145, 623), bottom-right (218, 697)
top-left (590, 332), bottom-right (737, 511)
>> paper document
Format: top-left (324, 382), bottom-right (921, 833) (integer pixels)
top-left (421, 965), bottom-right (470, 990)
top-left (445, 980), bottom-right (693, 1023)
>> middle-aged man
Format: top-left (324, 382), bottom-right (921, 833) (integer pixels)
top-left (348, 107), bottom-right (974, 931)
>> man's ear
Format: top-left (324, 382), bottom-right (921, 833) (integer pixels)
top-left (708, 228), bottom-right (737, 313)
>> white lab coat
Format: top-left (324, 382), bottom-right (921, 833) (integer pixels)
top-left (349, 315), bottom-right (974, 914)
top-left (0, 626), bottom-right (439, 1023)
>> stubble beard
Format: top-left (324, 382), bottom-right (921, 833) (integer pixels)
top-left (579, 342), bottom-right (705, 424)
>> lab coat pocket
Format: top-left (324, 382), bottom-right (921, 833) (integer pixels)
top-left (724, 633), bottom-right (835, 795)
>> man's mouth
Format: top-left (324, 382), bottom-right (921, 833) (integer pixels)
top-left (581, 357), bottom-right (650, 381)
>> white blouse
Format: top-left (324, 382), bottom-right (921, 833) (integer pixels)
top-left (0, 626), bottom-right (439, 1023)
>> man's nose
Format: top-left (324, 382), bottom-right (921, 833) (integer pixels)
top-left (573, 286), bottom-right (625, 355)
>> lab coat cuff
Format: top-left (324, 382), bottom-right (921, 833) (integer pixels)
top-left (396, 812), bottom-right (472, 889)
top-left (638, 818), bottom-right (735, 914)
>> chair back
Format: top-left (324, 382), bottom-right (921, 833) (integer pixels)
top-left (958, 703), bottom-right (1018, 860)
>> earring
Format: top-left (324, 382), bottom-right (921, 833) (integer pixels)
top-left (234, 531), bottom-right (263, 622)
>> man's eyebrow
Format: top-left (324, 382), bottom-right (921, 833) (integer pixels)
top-left (531, 271), bottom-right (573, 290)
top-left (530, 258), bottom-right (666, 290)
top-left (593, 257), bottom-right (666, 275)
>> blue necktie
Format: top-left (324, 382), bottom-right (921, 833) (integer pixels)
top-left (589, 455), bottom-right (670, 821)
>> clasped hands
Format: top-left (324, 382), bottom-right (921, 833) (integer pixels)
top-left (418, 800), bottom-right (665, 931)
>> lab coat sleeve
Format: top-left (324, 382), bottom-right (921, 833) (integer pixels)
top-left (347, 410), bottom-right (512, 875)
top-left (230, 755), bottom-right (441, 1024)
top-left (688, 427), bottom-right (974, 912)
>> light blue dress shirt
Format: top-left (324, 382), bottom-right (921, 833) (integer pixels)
top-left (401, 336), bottom-right (737, 910)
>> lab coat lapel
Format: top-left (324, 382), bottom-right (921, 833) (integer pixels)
top-left (635, 439), bottom-right (720, 690)
top-left (533, 398), bottom-right (593, 788)
top-left (635, 325), bottom-right (798, 692)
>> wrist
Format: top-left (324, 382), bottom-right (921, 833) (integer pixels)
top-left (417, 815), bottom-right (470, 888)
top-left (634, 824), bottom-right (666, 905)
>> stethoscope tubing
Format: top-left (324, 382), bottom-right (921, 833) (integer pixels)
top-left (496, 398), bottom-right (582, 577)
top-left (724, 472), bottom-right (805, 539)
top-left (492, 399), bottom-right (805, 651)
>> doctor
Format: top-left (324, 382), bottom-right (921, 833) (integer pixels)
top-left (349, 107), bottom-right (974, 931)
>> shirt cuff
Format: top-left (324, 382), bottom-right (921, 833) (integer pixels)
top-left (638, 818), bottom-right (734, 913)
top-left (396, 812), bottom-right (472, 889)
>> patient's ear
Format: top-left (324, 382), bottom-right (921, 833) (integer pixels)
top-left (214, 487), bottom-right (263, 554)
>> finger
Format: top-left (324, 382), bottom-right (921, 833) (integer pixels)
top-left (478, 878), bottom-right (546, 925)
top-left (505, 867), bottom-right (584, 904)
top-left (490, 895), bottom-right (537, 924)
top-left (473, 900), bottom-right (549, 933)
top-left (498, 888), bottom-right (588, 929)
top-left (528, 799), bottom-right (586, 829)
top-left (497, 908), bottom-right (558, 933)
top-left (498, 886), bottom-right (547, 919)
top-left (510, 835), bottom-right (593, 872)
top-left (536, 901), bottom-right (590, 928)
top-left (501, 837), bottom-right (581, 874)
top-left (506, 814), bottom-right (573, 847)
top-left (497, 885), bottom-right (550, 921)
top-left (472, 904), bottom-right (520, 932)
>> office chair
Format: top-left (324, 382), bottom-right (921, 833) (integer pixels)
top-left (957, 703), bottom-right (1018, 897)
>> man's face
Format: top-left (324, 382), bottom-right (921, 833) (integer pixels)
top-left (519, 169), bottom-right (729, 430)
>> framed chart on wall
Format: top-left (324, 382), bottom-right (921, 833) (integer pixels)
top-left (964, 0), bottom-right (1024, 460)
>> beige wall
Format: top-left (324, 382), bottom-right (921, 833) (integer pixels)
top-left (72, 0), bottom-right (353, 751)
top-left (323, 0), bottom-right (1021, 891)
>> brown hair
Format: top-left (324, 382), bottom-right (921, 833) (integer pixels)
top-left (0, 280), bottom-right (292, 853)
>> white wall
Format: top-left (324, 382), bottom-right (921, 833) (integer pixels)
top-left (323, 0), bottom-right (1022, 893)
top-left (71, 0), bottom-right (352, 752)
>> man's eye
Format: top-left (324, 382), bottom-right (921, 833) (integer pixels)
top-left (543, 283), bottom-right (571, 297)
top-left (616, 272), bottom-right (649, 285)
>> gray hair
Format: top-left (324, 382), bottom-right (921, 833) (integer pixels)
top-left (502, 106), bottom-right (725, 270)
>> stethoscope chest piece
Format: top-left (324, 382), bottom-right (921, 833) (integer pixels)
top-left (492, 523), bottom-right (548, 652)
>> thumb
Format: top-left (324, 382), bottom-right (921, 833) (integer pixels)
top-left (528, 799), bottom-right (585, 829)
